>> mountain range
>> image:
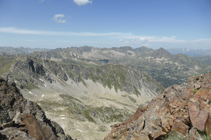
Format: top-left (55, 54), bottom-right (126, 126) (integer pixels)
top-left (0, 46), bottom-right (210, 139)
top-left (0, 46), bottom-right (51, 55)
top-left (167, 48), bottom-right (211, 57)
top-left (0, 53), bottom-right (162, 140)
top-left (30, 46), bottom-right (210, 88)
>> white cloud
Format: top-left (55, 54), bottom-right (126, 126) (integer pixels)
top-left (73, 0), bottom-right (92, 6)
top-left (52, 14), bottom-right (66, 23)
top-left (1, 27), bottom-right (210, 49)
top-left (120, 36), bottom-right (187, 44)
top-left (0, 27), bottom-right (125, 36)
top-left (118, 36), bottom-right (211, 49)
top-left (40, 0), bottom-right (45, 2)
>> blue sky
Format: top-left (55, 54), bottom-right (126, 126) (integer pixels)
top-left (0, 0), bottom-right (211, 49)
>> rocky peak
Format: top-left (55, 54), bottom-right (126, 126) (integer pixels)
top-left (134, 46), bottom-right (153, 53)
top-left (79, 46), bottom-right (93, 52)
top-left (151, 47), bottom-right (172, 58)
top-left (105, 73), bottom-right (211, 140)
top-left (111, 46), bottom-right (133, 52)
top-left (0, 77), bottom-right (73, 140)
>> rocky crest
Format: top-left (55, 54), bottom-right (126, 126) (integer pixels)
top-left (105, 73), bottom-right (211, 140)
top-left (0, 77), bottom-right (73, 140)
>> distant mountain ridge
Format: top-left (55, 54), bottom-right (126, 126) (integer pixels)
top-left (0, 46), bottom-right (51, 55)
top-left (0, 46), bottom-right (210, 139)
top-left (195, 55), bottom-right (211, 67)
top-left (167, 48), bottom-right (211, 57)
top-left (31, 46), bottom-right (210, 88)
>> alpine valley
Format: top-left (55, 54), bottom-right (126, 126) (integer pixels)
top-left (0, 46), bottom-right (210, 140)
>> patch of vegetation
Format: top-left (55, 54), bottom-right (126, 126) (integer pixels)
top-left (162, 132), bottom-right (188, 140)
top-left (138, 104), bottom-right (144, 108)
top-left (163, 129), bottom-right (211, 140)
top-left (133, 86), bottom-right (141, 96)
top-left (98, 125), bottom-right (107, 132)
top-left (22, 82), bottom-right (39, 90)
top-left (90, 74), bottom-right (96, 83)
top-left (128, 96), bottom-right (136, 103)
top-left (193, 88), bottom-right (199, 94)
top-left (197, 129), bottom-right (211, 140)
top-left (79, 74), bottom-right (87, 86)
top-left (59, 94), bottom-right (83, 103)
top-left (83, 109), bottom-right (96, 123)
top-left (69, 71), bottom-right (75, 81)
top-left (0, 57), bottom-right (19, 75)
top-left (37, 100), bottom-right (68, 112)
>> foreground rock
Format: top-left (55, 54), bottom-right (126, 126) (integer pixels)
top-left (105, 73), bottom-right (211, 140)
top-left (0, 77), bottom-right (73, 140)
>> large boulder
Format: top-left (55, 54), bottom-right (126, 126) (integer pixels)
top-left (0, 77), bottom-right (73, 140)
top-left (104, 73), bottom-right (211, 140)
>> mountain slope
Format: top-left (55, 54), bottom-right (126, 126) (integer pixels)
top-left (0, 54), bottom-right (163, 140)
top-left (31, 46), bottom-right (210, 88)
top-left (195, 55), bottom-right (211, 67)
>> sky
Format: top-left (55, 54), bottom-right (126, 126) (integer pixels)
top-left (0, 0), bottom-right (211, 49)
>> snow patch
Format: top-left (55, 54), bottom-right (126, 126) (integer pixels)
top-left (77, 129), bottom-right (83, 132)
top-left (42, 95), bottom-right (44, 97)
top-left (44, 84), bottom-right (47, 87)
top-left (61, 115), bottom-right (65, 116)
top-left (61, 117), bottom-right (65, 120)
top-left (39, 78), bottom-right (44, 81)
top-left (29, 91), bottom-right (33, 95)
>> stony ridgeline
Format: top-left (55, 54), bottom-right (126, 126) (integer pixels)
top-left (105, 73), bottom-right (211, 140)
top-left (0, 77), bottom-right (73, 140)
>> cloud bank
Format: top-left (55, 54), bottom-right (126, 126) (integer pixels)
top-left (73, 0), bottom-right (92, 6)
top-left (0, 27), bottom-right (123, 36)
top-left (0, 27), bottom-right (210, 49)
top-left (52, 14), bottom-right (66, 23)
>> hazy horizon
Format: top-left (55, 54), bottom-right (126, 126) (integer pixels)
top-left (0, 0), bottom-right (211, 49)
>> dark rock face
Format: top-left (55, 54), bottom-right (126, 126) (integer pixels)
top-left (0, 77), bottom-right (73, 140)
top-left (104, 73), bottom-right (211, 140)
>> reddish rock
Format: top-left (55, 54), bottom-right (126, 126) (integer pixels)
top-left (104, 73), bottom-right (211, 140)
top-left (196, 111), bottom-right (209, 132)
top-left (171, 119), bottom-right (189, 136)
top-left (122, 107), bottom-right (146, 125)
top-left (189, 103), bottom-right (200, 127)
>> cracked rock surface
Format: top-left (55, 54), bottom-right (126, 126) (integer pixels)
top-left (105, 73), bottom-right (211, 140)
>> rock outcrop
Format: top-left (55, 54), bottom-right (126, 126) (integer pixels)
top-left (0, 77), bottom-right (73, 140)
top-left (105, 73), bottom-right (211, 140)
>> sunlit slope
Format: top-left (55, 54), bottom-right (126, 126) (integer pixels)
top-left (0, 55), bottom-right (163, 140)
